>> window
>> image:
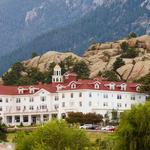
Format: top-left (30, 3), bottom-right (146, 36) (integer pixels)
top-left (121, 84), bottom-right (127, 91)
top-left (55, 96), bottom-right (59, 101)
top-left (7, 116), bottom-right (12, 123)
top-left (62, 93), bottom-right (65, 98)
top-left (6, 98), bottom-right (8, 103)
top-left (117, 94), bottom-right (122, 99)
top-left (103, 102), bottom-right (108, 107)
top-left (29, 97), bottom-right (34, 102)
top-left (23, 116), bottom-right (28, 122)
top-left (54, 105), bottom-right (59, 110)
top-left (41, 96), bottom-right (46, 102)
top-left (16, 98), bottom-right (21, 103)
top-left (29, 106), bottom-right (34, 110)
top-left (0, 107), bottom-right (2, 111)
top-left (62, 102), bottom-right (65, 107)
top-left (117, 103), bottom-right (122, 108)
top-left (15, 116), bottom-right (20, 123)
top-left (16, 106), bottom-right (21, 111)
top-left (0, 98), bottom-right (3, 102)
top-left (71, 93), bottom-right (74, 98)
top-left (40, 105), bottom-right (47, 110)
top-left (79, 101), bottom-right (82, 107)
top-left (125, 104), bottom-right (127, 107)
top-left (103, 94), bottom-right (108, 98)
top-left (79, 92), bottom-right (82, 97)
top-left (110, 84), bottom-right (115, 90)
top-left (23, 106), bottom-right (26, 111)
top-left (89, 93), bottom-right (92, 97)
top-left (95, 83), bottom-right (100, 89)
top-left (89, 101), bottom-right (92, 107)
top-left (71, 83), bottom-right (76, 89)
top-left (131, 95), bottom-right (135, 100)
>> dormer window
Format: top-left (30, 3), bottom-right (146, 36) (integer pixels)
top-left (109, 83), bottom-right (115, 90)
top-left (136, 85), bottom-right (140, 92)
top-left (120, 83), bottom-right (127, 91)
top-left (18, 87), bottom-right (24, 94)
top-left (94, 83), bottom-right (100, 89)
top-left (71, 83), bottom-right (76, 89)
top-left (29, 86), bottom-right (35, 94)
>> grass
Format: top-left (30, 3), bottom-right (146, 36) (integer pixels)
top-left (6, 130), bottom-right (114, 143)
top-left (87, 131), bottom-right (114, 142)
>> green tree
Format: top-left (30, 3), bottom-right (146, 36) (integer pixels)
top-left (63, 56), bottom-right (77, 71)
top-left (0, 122), bottom-right (7, 142)
top-left (31, 52), bottom-right (38, 58)
top-left (17, 76), bottom-right (33, 85)
top-left (113, 57), bottom-right (125, 71)
top-left (128, 32), bottom-right (137, 39)
top-left (2, 62), bottom-right (24, 85)
top-left (66, 112), bottom-right (103, 124)
top-left (102, 70), bottom-right (120, 82)
top-left (115, 102), bottom-right (150, 150)
top-left (27, 68), bottom-right (45, 84)
top-left (121, 47), bottom-right (139, 58)
top-left (73, 61), bottom-right (90, 79)
top-left (15, 120), bottom-right (90, 150)
top-left (120, 42), bottom-right (129, 52)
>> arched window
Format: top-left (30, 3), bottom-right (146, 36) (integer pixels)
top-left (94, 83), bottom-right (100, 89)
top-left (71, 83), bottom-right (76, 89)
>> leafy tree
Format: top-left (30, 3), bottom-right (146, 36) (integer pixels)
top-left (73, 61), bottom-right (90, 79)
top-left (0, 122), bottom-right (7, 142)
top-left (63, 56), bottom-right (77, 71)
top-left (115, 102), bottom-right (150, 150)
top-left (113, 57), bottom-right (125, 71)
top-left (121, 47), bottom-right (139, 58)
top-left (15, 120), bottom-right (90, 150)
top-left (27, 68), bottom-right (45, 84)
top-left (136, 72), bottom-right (150, 94)
top-left (31, 52), bottom-right (38, 58)
top-left (66, 112), bottom-right (103, 124)
top-left (17, 76), bottom-right (33, 85)
top-left (2, 62), bottom-right (24, 85)
top-left (66, 112), bottom-right (84, 124)
top-left (97, 71), bottom-right (102, 77)
top-left (102, 70), bottom-right (120, 81)
top-left (128, 32), bottom-right (137, 39)
top-left (120, 42), bottom-right (129, 52)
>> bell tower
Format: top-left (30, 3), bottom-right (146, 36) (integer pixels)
top-left (52, 64), bottom-right (63, 83)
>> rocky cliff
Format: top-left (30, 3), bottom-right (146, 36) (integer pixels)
top-left (4, 35), bottom-right (150, 83)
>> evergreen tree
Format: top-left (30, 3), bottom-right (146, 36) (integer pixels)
top-left (73, 61), bottom-right (90, 79)
top-left (113, 57), bottom-right (125, 71)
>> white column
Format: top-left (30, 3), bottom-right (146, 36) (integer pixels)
top-left (40, 114), bottom-right (43, 123)
top-left (20, 115), bottom-right (23, 123)
top-left (28, 115), bottom-right (31, 125)
top-left (49, 114), bottom-right (51, 121)
top-left (12, 116), bottom-right (15, 126)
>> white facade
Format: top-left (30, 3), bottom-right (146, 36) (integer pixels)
top-left (0, 65), bottom-right (146, 126)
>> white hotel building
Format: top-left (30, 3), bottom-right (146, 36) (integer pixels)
top-left (0, 65), bottom-right (146, 126)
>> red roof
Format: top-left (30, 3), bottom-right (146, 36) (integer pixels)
top-left (0, 80), bottom-right (140, 95)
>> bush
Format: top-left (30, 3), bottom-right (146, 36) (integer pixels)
top-left (121, 48), bottom-right (139, 58)
top-left (115, 102), bottom-right (150, 150)
top-left (15, 120), bottom-right (90, 150)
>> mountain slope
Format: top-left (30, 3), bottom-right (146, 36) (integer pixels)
top-left (3, 35), bottom-right (150, 83)
top-left (0, 0), bottom-right (104, 56)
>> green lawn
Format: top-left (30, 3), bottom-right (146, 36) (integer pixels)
top-left (87, 131), bottom-right (114, 142)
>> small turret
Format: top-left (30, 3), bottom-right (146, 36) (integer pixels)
top-left (52, 64), bottom-right (63, 83)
